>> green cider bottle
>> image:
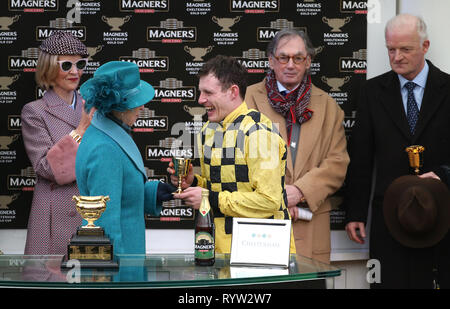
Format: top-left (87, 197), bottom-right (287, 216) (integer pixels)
top-left (194, 189), bottom-right (215, 266)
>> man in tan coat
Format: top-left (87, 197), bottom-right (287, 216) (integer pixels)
top-left (245, 29), bottom-right (349, 263)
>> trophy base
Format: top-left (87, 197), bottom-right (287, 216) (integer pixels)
top-left (172, 191), bottom-right (182, 195)
top-left (61, 257), bottom-right (119, 270)
top-left (62, 227), bottom-right (119, 269)
top-left (77, 226), bottom-right (104, 236)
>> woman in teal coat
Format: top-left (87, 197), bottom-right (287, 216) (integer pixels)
top-left (76, 61), bottom-right (175, 255)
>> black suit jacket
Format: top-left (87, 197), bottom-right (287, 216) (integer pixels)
top-left (436, 164), bottom-right (450, 187)
top-left (345, 60), bottom-right (450, 288)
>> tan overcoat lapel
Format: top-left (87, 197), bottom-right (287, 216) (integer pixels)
top-left (293, 87), bottom-right (326, 179)
top-left (249, 83), bottom-right (326, 181)
top-left (249, 83), bottom-right (294, 176)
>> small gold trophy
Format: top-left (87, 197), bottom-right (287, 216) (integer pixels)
top-left (173, 157), bottom-right (192, 194)
top-left (405, 145), bottom-right (425, 175)
top-left (62, 196), bottom-right (119, 269)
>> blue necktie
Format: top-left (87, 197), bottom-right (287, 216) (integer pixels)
top-left (405, 81), bottom-right (419, 134)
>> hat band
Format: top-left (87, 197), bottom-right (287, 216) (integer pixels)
top-left (122, 85), bottom-right (140, 100)
top-left (121, 84), bottom-right (143, 108)
top-left (106, 72), bottom-right (143, 111)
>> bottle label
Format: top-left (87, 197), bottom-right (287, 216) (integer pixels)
top-left (199, 203), bottom-right (210, 217)
top-left (195, 231), bottom-right (214, 259)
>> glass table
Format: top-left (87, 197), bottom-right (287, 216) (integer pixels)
top-left (0, 253), bottom-right (340, 289)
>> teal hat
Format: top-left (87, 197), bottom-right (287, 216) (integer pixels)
top-left (80, 61), bottom-right (155, 114)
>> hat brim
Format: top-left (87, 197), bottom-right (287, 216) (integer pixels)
top-left (122, 80), bottom-right (155, 110)
top-left (383, 175), bottom-right (450, 248)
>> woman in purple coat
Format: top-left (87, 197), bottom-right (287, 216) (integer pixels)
top-left (21, 31), bottom-right (95, 255)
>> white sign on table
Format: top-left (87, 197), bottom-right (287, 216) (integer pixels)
top-left (230, 217), bottom-right (291, 268)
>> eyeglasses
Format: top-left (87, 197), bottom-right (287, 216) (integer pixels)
top-left (273, 54), bottom-right (307, 65)
top-left (57, 58), bottom-right (88, 72)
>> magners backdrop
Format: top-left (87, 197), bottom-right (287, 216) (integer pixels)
top-left (0, 0), bottom-right (367, 230)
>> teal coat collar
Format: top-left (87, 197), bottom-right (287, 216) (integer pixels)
top-left (91, 112), bottom-right (147, 179)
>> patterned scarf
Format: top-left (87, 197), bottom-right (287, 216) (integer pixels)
top-left (265, 70), bottom-right (313, 144)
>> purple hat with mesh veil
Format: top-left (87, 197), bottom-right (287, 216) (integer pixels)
top-left (39, 31), bottom-right (88, 58)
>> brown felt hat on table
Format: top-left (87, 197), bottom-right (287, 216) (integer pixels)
top-left (383, 175), bottom-right (450, 248)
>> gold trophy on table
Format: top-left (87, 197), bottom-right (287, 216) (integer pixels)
top-left (405, 145), bottom-right (425, 175)
top-left (172, 157), bottom-right (192, 194)
top-left (62, 195), bottom-right (119, 269)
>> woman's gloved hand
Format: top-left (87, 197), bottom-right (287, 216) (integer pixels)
top-left (157, 181), bottom-right (177, 202)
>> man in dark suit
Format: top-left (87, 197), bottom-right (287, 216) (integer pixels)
top-left (345, 14), bottom-right (450, 288)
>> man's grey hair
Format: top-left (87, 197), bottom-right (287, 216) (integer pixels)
top-left (266, 29), bottom-right (316, 59)
top-left (385, 14), bottom-right (428, 44)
